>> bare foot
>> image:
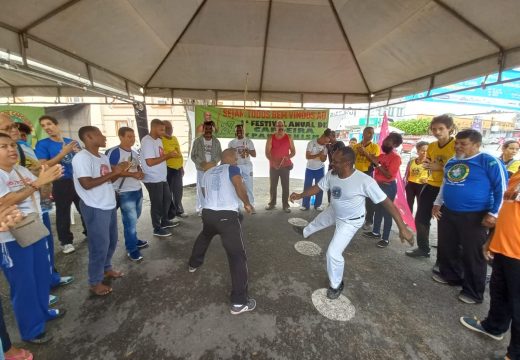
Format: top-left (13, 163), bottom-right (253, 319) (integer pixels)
top-left (90, 283), bottom-right (112, 296)
top-left (104, 270), bottom-right (125, 279)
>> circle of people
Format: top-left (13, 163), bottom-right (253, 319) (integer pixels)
top-left (0, 111), bottom-right (518, 360)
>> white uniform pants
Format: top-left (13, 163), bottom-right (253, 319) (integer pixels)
top-left (303, 206), bottom-right (364, 289)
top-left (238, 164), bottom-right (254, 206)
top-left (196, 170), bottom-right (205, 212)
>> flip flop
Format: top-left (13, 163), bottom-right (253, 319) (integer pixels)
top-left (90, 284), bottom-right (112, 296)
top-left (4, 349), bottom-right (33, 360)
top-left (59, 276), bottom-right (74, 286)
top-left (104, 270), bottom-right (124, 279)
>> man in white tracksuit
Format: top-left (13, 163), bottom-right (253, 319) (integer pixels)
top-left (228, 124), bottom-right (256, 208)
top-left (290, 147), bottom-right (413, 299)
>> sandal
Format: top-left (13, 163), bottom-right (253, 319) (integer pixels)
top-left (90, 284), bottom-right (112, 296)
top-left (104, 270), bottom-right (124, 279)
top-left (4, 348), bottom-right (33, 360)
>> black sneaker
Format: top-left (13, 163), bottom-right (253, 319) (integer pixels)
top-left (458, 292), bottom-right (480, 304)
top-left (460, 317), bottom-right (504, 340)
top-left (292, 226), bottom-right (304, 236)
top-left (137, 240), bottom-right (149, 249)
top-left (161, 220), bottom-right (180, 229)
top-left (230, 298), bottom-right (256, 315)
top-left (153, 228), bottom-right (172, 237)
top-left (127, 250), bottom-right (143, 262)
top-left (376, 239), bottom-right (389, 248)
top-left (188, 265), bottom-right (198, 273)
top-left (405, 248), bottom-right (430, 258)
top-left (26, 332), bottom-right (53, 344)
top-left (432, 273), bottom-right (449, 284)
top-left (363, 231), bottom-right (381, 239)
top-left (327, 281), bottom-right (344, 300)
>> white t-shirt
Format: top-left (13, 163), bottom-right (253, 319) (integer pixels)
top-left (72, 150), bottom-right (116, 210)
top-left (140, 135), bottom-right (167, 183)
top-left (306, 139), bottom-right (327, 170)
top-left (202, 164), bottom-right (241, 212)
top-left (318, 170), bottom-right (387, 220)
top-left (203, 139), bottom-right (213, 163)
top-left (106, 147), bottom-right (142, 192)
top-left (0, 166), bottom-right (41, 243)
top-left (228, 138), bottom-right (255, 167)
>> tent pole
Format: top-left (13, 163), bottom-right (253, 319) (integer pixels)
top-left (366, 101), bottom-right (371, 127)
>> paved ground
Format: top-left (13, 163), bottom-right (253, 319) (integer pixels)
top-left (0, 178), bottom-right (507, 359)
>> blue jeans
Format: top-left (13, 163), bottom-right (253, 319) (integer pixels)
top-left (302, 168), bottom-right (324, 209)
top-left (372, 181), bottom-right (397, 241)
top-left (79, 201), bottom-right (118, 286)
top-left (119, 189), bottom-right (143, 253)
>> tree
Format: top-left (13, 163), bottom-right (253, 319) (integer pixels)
top-left (392, 118), bottom-right (431, 135)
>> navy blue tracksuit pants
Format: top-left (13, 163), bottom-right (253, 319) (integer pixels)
top-left (1, 238), bottom-right (52, 340)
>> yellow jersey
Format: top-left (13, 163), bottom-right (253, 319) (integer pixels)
top-left (426, 138), bottom-right (455, 187)
top-left (161, 136), bottom-right (183, 169)
top-left (353, 142), bottom-right (380, 172)
top-left (503, 158), bottom-right (520, 175)
top-left (407, 158), bottom-right (429, 184)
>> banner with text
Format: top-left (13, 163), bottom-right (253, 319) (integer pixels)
top-left (195, 106), bottom-right (329, 140)
top-left (0, 106), bottom-right (46, 145)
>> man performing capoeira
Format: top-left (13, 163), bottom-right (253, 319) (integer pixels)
top-left (290, 147), bottom-right (413, 299)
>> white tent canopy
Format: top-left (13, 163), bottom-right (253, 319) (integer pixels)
top-left (1, 0), bottom-right (520, 105)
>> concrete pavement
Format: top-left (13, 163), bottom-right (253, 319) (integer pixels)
top-left (0, 178), bottom-right (505, 360)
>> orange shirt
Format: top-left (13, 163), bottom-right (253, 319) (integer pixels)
top-left (489, 171), bottom-right (520, 260)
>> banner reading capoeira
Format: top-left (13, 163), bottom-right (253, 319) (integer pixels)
top-left (195, 106), bottom-right (329, 140)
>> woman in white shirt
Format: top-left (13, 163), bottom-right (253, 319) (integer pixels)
top-left (0, 133), bottom-right (63, 344)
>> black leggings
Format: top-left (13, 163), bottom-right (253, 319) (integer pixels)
top-left (405, 181), bottom-right (425, 214)
top-left (414, 184), bottom-right (440, 253)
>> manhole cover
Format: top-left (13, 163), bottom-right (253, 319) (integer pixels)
top-left (288, 217), bottom-right (309, 227)
top-left (294, 241), bottom-right (321, 256)
top-left (311, 288), bottom-right (356, 321)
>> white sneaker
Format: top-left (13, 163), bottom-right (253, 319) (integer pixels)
top-left (61, 244), bottom-right (75, 254)
top-left (178, 213), bottom-right (189, 218)
top-left (170, 217), bottom-right (181, 224)
top-left (299, 206), bottom-right (308, 211)
top-left (315, 206), bottom-right (325, 211)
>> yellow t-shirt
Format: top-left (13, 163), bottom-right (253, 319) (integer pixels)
top-left (353, 142), bottom-right (380, 172)
top-left (505, 159), bottom-right (520, 175)
top-left (161, 136), bottom-right (183, 169)
top-left (426, 138), bottom-right (455, 187)
top-left (407, 158), bottom-right (429, 184)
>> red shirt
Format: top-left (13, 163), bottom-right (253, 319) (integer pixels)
top-left (374, 151), bottom-right (401, 183)
top-left (269, 134), bottom-right (293, 169)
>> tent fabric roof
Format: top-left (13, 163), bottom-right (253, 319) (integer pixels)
top-left (0, 0), bottom-right (519, 104)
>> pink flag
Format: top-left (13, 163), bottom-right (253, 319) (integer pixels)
top-left (378, 112), bottom-right (416, 231)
